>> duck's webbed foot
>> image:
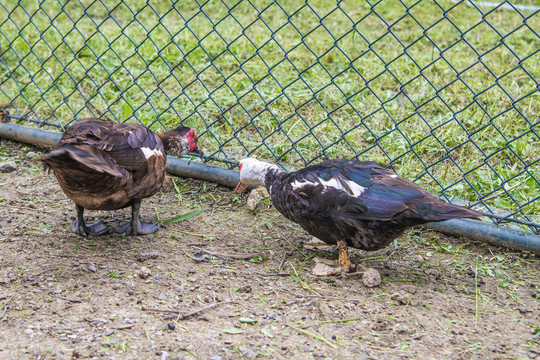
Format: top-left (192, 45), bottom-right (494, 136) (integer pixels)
top-left (115, 200), bottom-right (160, 236)
top-left (115, 219), bottom-right (160, 236)
top-left (72, 219), bottom-right (110, 236)
top-left (72, 204), bottom-right (109, 236)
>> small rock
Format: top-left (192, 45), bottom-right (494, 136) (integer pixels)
top-left (518, 307), bottom-right (530, 314)
top-left (210, 356), bottom-right (222, 360)
top-left (391, 292), bottom-right (410, 305)
top-left (0, 161), bottom-right (17, 173)
top-left (311, 261), bottom-right (341, 276)
top-left (264, 312), bottom-right (280, 321)
top-left (88, 264), bottom-right (97, 273)
top-left (239, 346), bottom-right (257, 359)
top-left (246, 187), bottom-right (269, 212)
top-left (393, 323), bottom-right (409, 334)
top-left (157, 295), bottom-right (167, 301)
top-left (237, 285), bottom-right (252, 293)
top-left (105, 329), bottom-right (115, 336)
top-left (139, 252), bottom-right (159, 262)
top-left (167, 322), bottom-right (175, 330)
top-left (138, 266), bottom-right (151, 279)
top-left (112, 283), bottom-right (121, 290)
top-left (26, 151), bottom-right (39, 158)
top-left (362, 267), bottom-right (381, 288)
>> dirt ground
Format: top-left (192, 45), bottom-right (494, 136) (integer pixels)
top-left (0, 139), bottom-right (539, 360)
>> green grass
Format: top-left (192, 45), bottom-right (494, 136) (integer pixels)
top-left (0, 0), bottom-right (539, 221)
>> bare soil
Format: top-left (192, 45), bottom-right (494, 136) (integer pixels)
top-left (1, 139), bottom-right (539, 360)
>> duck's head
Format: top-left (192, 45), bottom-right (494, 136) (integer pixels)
top-left (234, 158), bottom-right (278, 193)
top-left (160, 126), bottom-right (203, 157)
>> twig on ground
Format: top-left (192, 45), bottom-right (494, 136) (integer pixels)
top-left (176, 300), bottom-right (235, 320)
top-left (319, 317), bottom-right (362, 324)
top-left (285, 291), bottom-right (370, 303)
top-left (142, 307), bottom-right (180, 314)
top-left (60, 297), bottom-right (82, 303)
top-left (287, 324), bottom-right (337, 349)
top-left (278, 252), bottom-right (288, 270)
top-left (201, 249), bottom-right (264, 260)
top-left (0, 295), bottom-right (14, 320)
top-left (142, 300), bottom-right (235, 321)
top-left (175, 230), bottom-right (215, 238)
top-left (250, 272), bottom-right (290, 276)
top-left (115, 324), bottom-right (135, 330)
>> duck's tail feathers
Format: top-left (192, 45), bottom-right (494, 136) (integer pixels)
top-left (40, 144), bottom-right (125, 178)
top-left (413, 201), bottom-right (482, 222)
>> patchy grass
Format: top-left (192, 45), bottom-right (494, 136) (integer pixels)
top-left (0, 1), bottom-right (539, 222)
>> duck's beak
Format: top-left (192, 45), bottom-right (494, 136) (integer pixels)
top-left (234, 181), bottom-right (248, 193)
top-left (190, 144), bottom-right (204, 155)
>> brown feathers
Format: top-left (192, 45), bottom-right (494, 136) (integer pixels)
top-left (40, 118), bottom-right (200, 236)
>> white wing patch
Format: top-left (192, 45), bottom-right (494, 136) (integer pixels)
top-left (140, 147), bottom-right (163, 159)
top-left (290, 176), bottom-right (366, 197)
top-left (290, 179), bottom-right (318, 191)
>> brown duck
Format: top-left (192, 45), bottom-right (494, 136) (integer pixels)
top-left (235, 158), bottom-right (482, 274)
top-left (40, 118), bottom-right (202, 236)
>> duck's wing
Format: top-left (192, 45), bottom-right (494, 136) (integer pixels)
top-left (41, 144), bottom-right (126, 177)
top-left (59, 118), bottom-right (164, 170)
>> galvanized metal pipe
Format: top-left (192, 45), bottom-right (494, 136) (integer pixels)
top-left (425, 220), bottom-right (540, 254)
top-left (0, 122), bottom-right (61, 147)
top-left (1, 122), bottom-right (539, 254)
top-left (165, 155), bottom-right (240, 188)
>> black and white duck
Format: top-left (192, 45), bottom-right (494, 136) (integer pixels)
top-left (234, 158), bottom-right (481, 274)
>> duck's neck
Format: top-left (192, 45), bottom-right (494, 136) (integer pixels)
top-left (262, 165), bottom-right (284, 196)
top-left (160, 134), bottom-right (189, 157)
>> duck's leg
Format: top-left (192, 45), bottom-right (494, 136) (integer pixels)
top-left (116, 200), bottom-right (160, 236)
top-left (72, 204), bottom-right (109, 236)
top-left (337, 239), bottom-right (356, 273)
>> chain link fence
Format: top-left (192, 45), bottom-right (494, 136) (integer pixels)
top-left (0, 0), bottom-right (538, 234)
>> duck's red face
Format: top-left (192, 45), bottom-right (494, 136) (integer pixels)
top-left (186, 129), bottom-right (202, 154)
